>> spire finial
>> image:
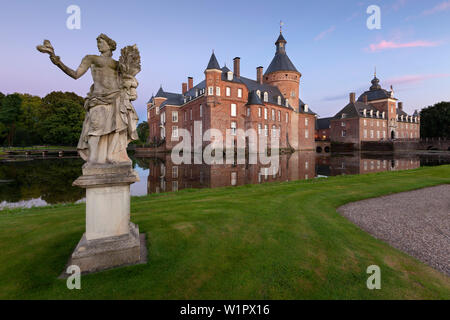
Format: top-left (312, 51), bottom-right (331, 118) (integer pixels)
top-left (280, 20), bottom-right (284, 33)
top-left (374, 66), bottom-right (377, 77)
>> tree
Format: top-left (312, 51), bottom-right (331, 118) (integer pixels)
top-left (420, 101), bottom-right (450, 138)
top-left (136, 121), bottom-right (149, 144)
top-left (0, 94), bottom-right (22, 146)
top-left (15, 94), bottom-right (43, 146)
top-left (37, 91), bottom-right (85, 146)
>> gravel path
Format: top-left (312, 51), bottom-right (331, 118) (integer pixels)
top-left (338, 185), bottom-right (450, 276)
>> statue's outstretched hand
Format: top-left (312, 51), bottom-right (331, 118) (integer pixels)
top-left (50, 55), bottom-right (61, 65)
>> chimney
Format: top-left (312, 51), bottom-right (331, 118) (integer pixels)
top-left (398, 102), bottom-right (403, 110)
top-left (256, 66), bottom-right (263, 84)
top-left (182, 82), bottom-right (187, 94)
top-left (349, 92), bottom-right (355, 103)
top-left (233, 57), bottom-right (240, 78)
top-left (188, 77), bottom-right (193, 90)
top-left (363, 95), bottom-right (368, 104)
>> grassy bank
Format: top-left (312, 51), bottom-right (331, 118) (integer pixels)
top-left (0, 165), bottom-right (449, 299)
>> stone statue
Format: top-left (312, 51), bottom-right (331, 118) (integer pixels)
top-left (37, 34), bottom-right (140, 165)
top-left (37, 35), bottom-right (145, 275)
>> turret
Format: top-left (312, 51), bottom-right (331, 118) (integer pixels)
top-left (264, 32), bottom-right (301, 110)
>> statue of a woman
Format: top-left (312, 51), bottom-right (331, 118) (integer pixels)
top-left (37, 34), bottom-right (140, 165)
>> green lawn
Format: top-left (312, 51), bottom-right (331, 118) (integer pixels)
top-left (0, 165), bottom-right (449, 299)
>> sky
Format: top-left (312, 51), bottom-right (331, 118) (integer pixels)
top-left (0, 0), bottom-right (449, 120)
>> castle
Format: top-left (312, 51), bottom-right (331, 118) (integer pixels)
top-left (328, 73), bottom-right (421, 148)
top-left (146, 32), bottom-right (316, 151)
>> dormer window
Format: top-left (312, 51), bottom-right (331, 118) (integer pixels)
top-left (363, 109), bottom-right (367, 117)
top-left (277, 96), bottom-right (281, 105)
top-left (376, 110), bottom-right (379, 118)
top-left (256, 90), bottom-right (261, 98)
top-left (263, 92), bottom-right (268, 102)
top-left (227, 71), bottom-right (233, 81)
top-left (370, 110), bottom-right (373, 117)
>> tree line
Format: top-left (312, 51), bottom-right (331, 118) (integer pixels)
top-left (0, 91), bottom-right (149, 147)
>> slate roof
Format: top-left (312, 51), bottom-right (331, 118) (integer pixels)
top-left (332, 101), bottom-right (381, 119)
top-left (316, 117), bottom-right (332, 130)
top-left (357, 76), bottom-right (396, 102)
top-left (265, 54), bottom-right (299, 74)
top-left (206, 52), bottom-right (220, 70)
top-left (298, 99), bottom-right (316, 115)
top-left (246, 91), bottom-right (264, 105)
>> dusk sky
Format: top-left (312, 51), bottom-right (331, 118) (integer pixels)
top-left (1, 0), bottom-right (449, 120)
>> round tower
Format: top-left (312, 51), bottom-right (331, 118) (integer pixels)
top-left (264, 32), bottom-right (301, 110)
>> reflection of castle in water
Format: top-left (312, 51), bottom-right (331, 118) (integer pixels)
top-left (144, 152), bottom-right (421, 194)
top-left (146, 152), bottom-right (316, 194)
top-left (316, 153), bottom-right (420, 177)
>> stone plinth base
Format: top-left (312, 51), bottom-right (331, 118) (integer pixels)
top-left (66, 162), bottom-right (145, 275)
top-left (62, 222), bottom-right (146, 275)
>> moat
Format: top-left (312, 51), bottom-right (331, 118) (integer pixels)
top-left (1, 151), bottom-right (449, 209)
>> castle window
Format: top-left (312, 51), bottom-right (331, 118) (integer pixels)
top-left (370, 130), bottom-right (374, 138)
top-left (200, 104), bottom-right (203, 118)
top-left (305, 129), bottom-right (309, 138)
top-left (272, 109), bottom-right (275, 120)
top-left (291, 91), bottom-right (296, 97)
top-left (208, 86), bottom-right (213, 95)
top-left (172, 111), bottom-right (178, 123)
top-left (172, 126), bottom-right (178, 138)
top-left (247, 107), bottom-right (250, 117)
top-left (364, 119), bottom-right (367, 126)
top-left (277, 96), bottom-right (281, 105)
top-left (258, 107), bottom-right (262, 118)
top-left (237, 88), bottom-right (242, 98)
top-left (341, 121), bottom-right (346, 127)
top-left (342, 130), bottom-right (346, 137)
top-left (272, 125), bottom-right (277, 137)
top-left (156, 106), bottom-right (160, 115)
top-left (226, 87), bottom-right (231, 97)
top-left (364, 129), bottom-right (367, 138)
top-left (278, 110), bottom-right (281, 122)
top-left (258, 123), bottom-right (262, 135)
top-left (264, 108), bottom-right (268, 120)
top-left (305, 118), bottom-right (308, 126)
top-left (264, 92), bottom-right (268, 102)
top-left (264, 124), bottom-right (268, 136)
top-left (216, 86), bottom-right (221, 96)
top-left (231, 104), bottom-right (237, 117)
top-left (230, 121), bottom-right (237, 136)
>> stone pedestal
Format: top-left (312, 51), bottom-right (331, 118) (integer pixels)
top-left (65, 162), bottom-right (145, 274)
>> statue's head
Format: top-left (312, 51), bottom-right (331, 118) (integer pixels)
top-left (96, 33), bottom-right (116, 55)
top-left (122, 76), bottom-right (138, 101)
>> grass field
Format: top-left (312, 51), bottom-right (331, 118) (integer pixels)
top-left (0, 165), bottom-right (449, 299)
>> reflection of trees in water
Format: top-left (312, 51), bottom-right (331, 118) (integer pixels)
top-left (0, 158), bottom-right (84, 204)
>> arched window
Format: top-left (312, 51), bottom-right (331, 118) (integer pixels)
top-left (263, 92), bottom-right (268, 102)
top-left (256, 90), bottom-right (261, 98)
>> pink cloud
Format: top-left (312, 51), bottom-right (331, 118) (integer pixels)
top-left (386, 74), bottom-right (450, 86)
top-left (368, 40), bottom-right (442, 52)
top-left (423, 1), bottom-right (450, 15)
top-left (314, 26), bottom-right (336, 41)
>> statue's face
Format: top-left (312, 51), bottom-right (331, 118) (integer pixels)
top-left (97, 38), bottom-right (110, 53)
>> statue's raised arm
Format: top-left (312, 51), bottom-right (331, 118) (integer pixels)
top-left (36, 40), bottom-right (91, 80)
